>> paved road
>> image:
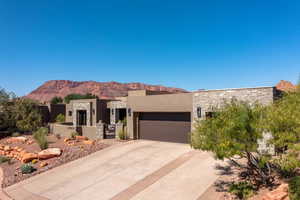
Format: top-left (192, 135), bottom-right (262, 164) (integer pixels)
top-left (5, 140), bottom-right (222, 200)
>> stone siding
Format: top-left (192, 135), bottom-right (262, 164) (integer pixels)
top-left (72, 102), bottom-right (92, 126)
top-left (193, 87), bottom-right (275, 121)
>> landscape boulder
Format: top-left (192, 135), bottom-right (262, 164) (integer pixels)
top-left (22, 153), bottom-right (38, 163)
top-left (38, 148), bottom-right (62, 159)
top-left (7, 136), bottom-right (28, 143)
top-left (83, 140), bottom-right (95, 145)
top-left (75, 136), bottom-right (88, 141)
top-left (262, 184), bottom-right (289, 200)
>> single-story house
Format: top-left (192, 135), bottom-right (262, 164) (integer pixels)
top-left (50, 86), bottom-right (281, 143)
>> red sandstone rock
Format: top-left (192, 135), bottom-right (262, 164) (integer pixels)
top-left (38, 148), bottom-right (61, 159)
top-left (75, 136), bottom-right (88, 141)
top-left (39, 162), bottom-right (48, 167)
top-left (262, 184), bottom-right (289, 200)
top-left (7, 137), bottom-right (27, 143)
top-left (83, 140), bottom-right (95, 145)
top-left (25, 80), bottom-right (187, 102)
top-left (22, 153), bottom-right (38, 163)
top-left (4, 146), bottom-right (11, 151)
top-left (276, 80), bottom-right (297, 92)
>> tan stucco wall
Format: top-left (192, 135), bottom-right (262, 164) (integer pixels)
top-left (49, 123), bottom-right (76, 138)
top-left (126, 93), bottom-right (193, 139)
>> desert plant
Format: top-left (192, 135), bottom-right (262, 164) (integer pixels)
top-left (20, 164), bottom-right (36, 174)
top-left (0, 156), bottom-right (10, 164)
top-left (118, 128), bottom-right (128, 140)
top-left (191, 100), bottom-right (273, 185)
top-left (33, 127), bottom-right (48, 150)
top-left (50, 96), bottom-right (63, 104)
top-left (71, 132), bottom-right (79, 139)
top-left (229, 181), bottom-right (255, 199)
top-left (55, 114), bottom-right (65, 124)
top-left (13, 98), bottom-right (42, 132)
top-left (64, 93), bottom-right (98, 104)
top-left (273, 153), bottom-right (300, 178)
top-left (31, 159), bottom-right (38, 164)
top-left (289, 176), bottom-right (300, 200)
top-left (11, 132), bottom-right (20, 137)
top-left (55, 133), bottom-right (61, 139)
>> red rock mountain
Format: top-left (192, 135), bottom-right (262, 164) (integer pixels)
top-left (276, 80), bottom-right (297, 92)
top-left (26, 80), bottom-right (188, 102)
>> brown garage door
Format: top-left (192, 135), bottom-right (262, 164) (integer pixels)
top-left (139, 112), bottom-right (191, 143)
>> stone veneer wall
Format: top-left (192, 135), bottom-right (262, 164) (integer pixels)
top-left (72, 102), bottom-right (92, 126)
top-left (107, 101), bottom-right (127, 124)
top-left (193, 87), bottom-right (275, 121)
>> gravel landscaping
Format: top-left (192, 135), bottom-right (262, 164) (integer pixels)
top-left (0, 134), bottom-right (126, 188)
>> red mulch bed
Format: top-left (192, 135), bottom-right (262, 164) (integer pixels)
top-left (0, 135), bottom-right (122, 188)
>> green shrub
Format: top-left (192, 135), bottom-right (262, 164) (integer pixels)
top-left (274, 154), bottom-right (300, 178)
top-left (33, 127), bottom-right (48, 150)
top-left (11, 132), bottom-right (20, 137)
top-left (118, 128), bottom-right (128, 140)
top-left (21, 164), bottom-right (36, 174)
top-left (229, 181), bottom-right (255, 199)
top-left (289, 176), bottom-right (300, 200)
top-left (55, 114), bottom-right (65, 124)
top-left (0, 156), bottom-right (10, 164)
top-left (71, 132), bottom-right (79, 139)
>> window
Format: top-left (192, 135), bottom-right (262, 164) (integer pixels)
top-left (68, 111), bottom-right (72, 116)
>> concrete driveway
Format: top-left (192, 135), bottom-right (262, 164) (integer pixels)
top-left (5, 140), bottom-right (222, 200)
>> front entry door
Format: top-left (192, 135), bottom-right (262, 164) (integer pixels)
top-left (77, 110), bottom-right (87, 126)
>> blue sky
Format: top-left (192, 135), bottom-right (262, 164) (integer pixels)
top-left (0, 0), bottom-right (299, 96)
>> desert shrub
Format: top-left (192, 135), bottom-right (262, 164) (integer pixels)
top-left (118, 128), bottom-right (128, 140)
top-left (33, 127), bottom-right (48, 150)
top-left (64, 93), bottom-right (98, 104)
top-left (289, 176), bottom-right (300, 200)
top-left (229, 181), bottom-right (255, 199)
top-left (273, 154), bottom-right (300, 178)
top-left (11, 132), bottom-right (20, 137)
top-left (55, 114), bottom-right (65, 124)
top-left (71, 132), bottom-right (79, 139)
top-left (21, 164), bottom-right (36, 174)
top-left (0, 156), bottom-right (10, 164)
top-left (31, 159), bottom-right (38, 164)
top-left (50, 96), bottom-right (63, 104)
top-left (14, 99), bottom-right (42, 132)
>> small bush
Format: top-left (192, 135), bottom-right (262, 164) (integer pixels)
top-left (289, 176), bottom-right (300, 200)
top-left (31, 159), bottom-right (38, 164)
top-left (21, 164), bottom-right (36, 174)
top-left (229, 181), bottom-right (255, 199)
top-left (71, 132), bottom-right (79, 139)
top-left (118, 128), bottom-right (128, 140)
top-left (11, 132), bottom-right (20, 137)
top-left (33, 127), bottom-right (48, 150)
top-left (274, 154), bottom-right (300, 178)
top-left (55, 114), bottom-right (65, 124)
top-left (0, 156), bottom-right (10, 164)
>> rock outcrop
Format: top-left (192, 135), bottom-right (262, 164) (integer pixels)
top-left (25, 80), bottom-right (187, 102)
top-left (276, 80), bottom-right (297, 92)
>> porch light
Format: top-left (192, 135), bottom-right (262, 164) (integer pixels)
top-left (128, 108), bottom-right (132, 117)
top-left (197, 107), bottom-right (201, 118)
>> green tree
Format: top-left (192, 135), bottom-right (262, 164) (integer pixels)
top-left (14, 99), bottom-right (42, 132)
top-left (191, 100), bottom-right (273, 185)
top-left (0, 88), bottom-right (16, 131)
top-left (50, 96), bottom-right (63, 104)
top-left (64, 93), bottom-right (98, 104)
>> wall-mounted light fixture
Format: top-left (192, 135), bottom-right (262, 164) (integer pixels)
top-left (111, 109), bottom-right (114, 115)
top-left (197, 107), bottom-right (201, 118)
top-left (92, 109), bottom-right (95, 115)
top-left (128, 108), bottom-right (132, 117)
